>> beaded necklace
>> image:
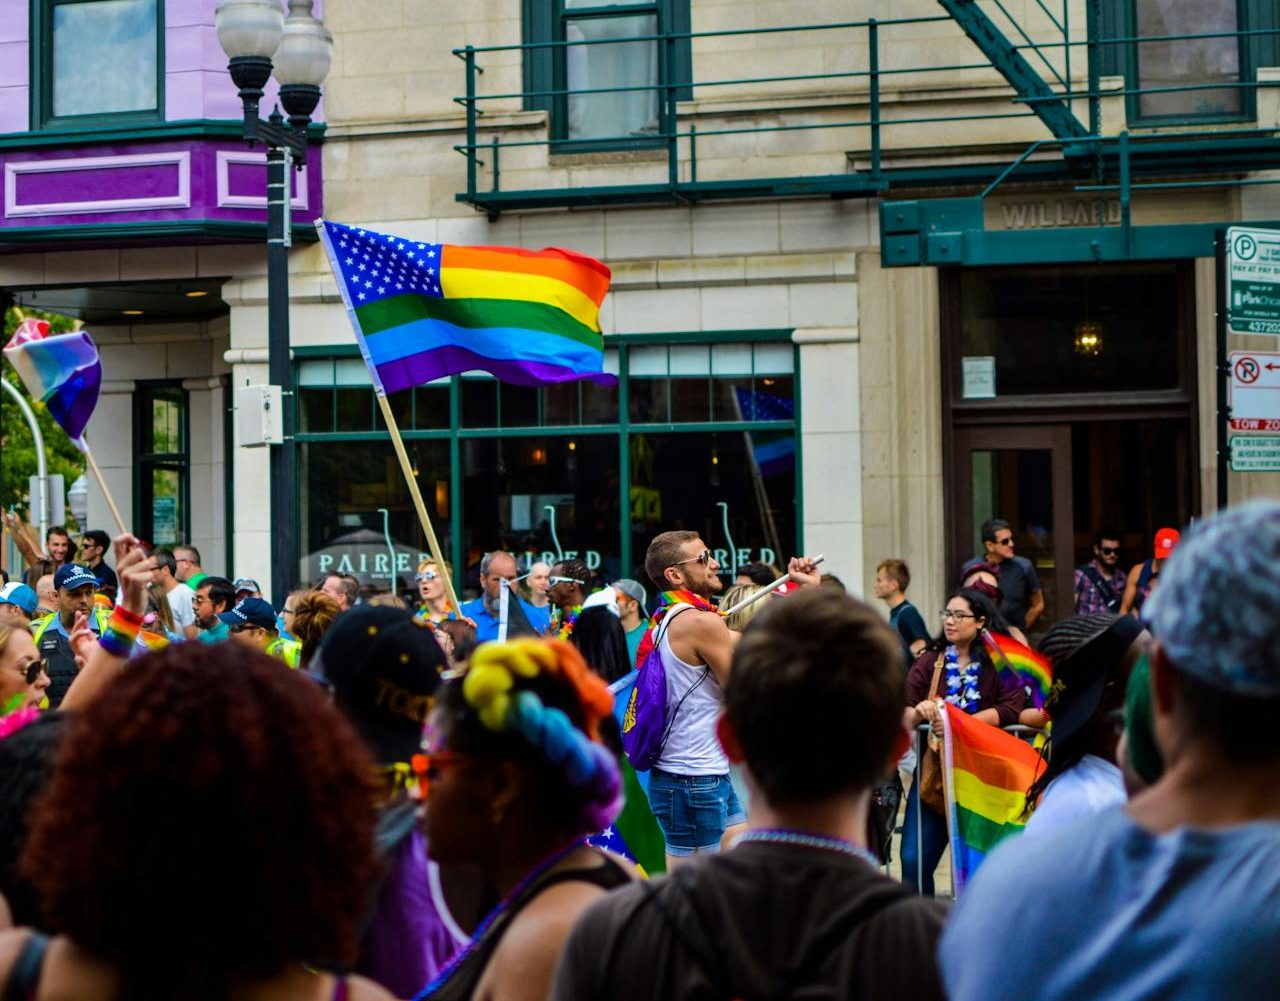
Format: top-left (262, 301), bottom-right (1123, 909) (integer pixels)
top-left (413, 837), bottom-right (588, 999)
top-left (555, 604), bottom-right (582, 641)
top-left (737, 828), bottom-right (880, 868)
top-left (943, 644), bottom-right (982, 712)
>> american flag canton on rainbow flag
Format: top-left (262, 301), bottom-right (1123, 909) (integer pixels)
top-left (316, 220), bottom-right (614, 393)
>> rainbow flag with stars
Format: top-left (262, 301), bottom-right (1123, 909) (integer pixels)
top-left (316, 220), bottom-right (613, 393)
top-left (941, 702), bottom-right (1045, 894)
top-left (2, 317), bottom-right (101, 450)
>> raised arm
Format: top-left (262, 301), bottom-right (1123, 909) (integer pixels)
top-left (60, 535), bottom-right (154, 711)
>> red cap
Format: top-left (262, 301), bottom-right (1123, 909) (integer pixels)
top-left (1154, 527), bottom-right (1180, 559)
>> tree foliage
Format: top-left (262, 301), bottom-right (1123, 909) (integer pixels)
top-left (1, 306), bottom-right (88, 528)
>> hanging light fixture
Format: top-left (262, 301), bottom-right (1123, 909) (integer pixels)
top-left (1073, 319), bottom-right (1103, 357)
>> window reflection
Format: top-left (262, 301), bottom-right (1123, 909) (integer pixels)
top-left (300, 440), bottom-right (451, 597)
top-left (52, 0), bottom-right (157, 118)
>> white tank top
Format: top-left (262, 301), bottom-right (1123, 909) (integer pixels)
top-left (654, 604), bottom-right (729, 775)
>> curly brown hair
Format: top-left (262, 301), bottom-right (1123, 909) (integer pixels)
top-left (291, 589), bottom-right (341, 669)
top-left (21, 643), bottom-right (377, 998)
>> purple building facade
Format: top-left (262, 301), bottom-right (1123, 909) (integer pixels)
top-left (0, 0), bottom-right (326, 584)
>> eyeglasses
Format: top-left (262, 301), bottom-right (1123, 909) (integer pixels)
top-left (548, 576), bottom-right (586, 586)
top-left (175, 557), bottom-right (193, 565)
top-left (416, 570), bottom-right (439, 582)
top-left (228, 624), bottom-right (262, 635)
top-left (1099, 546), bottom-right (1120, 555)
top-left (995, 537), bottom-right (1015, 547)
top-left (410, 750), bottom-right (473, 798)
top-left (669, 549), bottom-right (713, 568)
top-left (16, 659), bottom-right (47, 684)
top-left (940, 609), bottom-right (977, 622)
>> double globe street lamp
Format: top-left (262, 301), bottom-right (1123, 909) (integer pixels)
top-left (215, 0), bottom-right (332, 605)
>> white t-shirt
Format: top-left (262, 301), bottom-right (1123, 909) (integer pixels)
top-left (654, 605), bottom-right (728, 776)
top-left (1023, 754), bottom-right (1125, 839)
top-left (166, 582), bottom-right (196, 630)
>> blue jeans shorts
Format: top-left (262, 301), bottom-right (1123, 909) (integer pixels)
top-left (648, 768), bottom-right (746, 856)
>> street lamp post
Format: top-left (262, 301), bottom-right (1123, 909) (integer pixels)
top-left (216, 0), bottom-right (332, 606)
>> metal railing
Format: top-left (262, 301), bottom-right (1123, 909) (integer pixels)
top-left (451, 4), bottom-right (1280, 214)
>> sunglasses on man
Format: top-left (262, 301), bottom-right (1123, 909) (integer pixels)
top-left (548, 575), bottom-right (586, 586)
top-left (669, 548), bottom-right (713, 569)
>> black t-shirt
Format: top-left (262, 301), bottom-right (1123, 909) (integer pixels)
top-left (963, 554), bottom-right (1041, 630)
top-left (890, 600), bottom-right (931, 663)
top-left (91, 560), bottom-right (118, 592)
top-left (549, 842), bottom-right (948, 1001)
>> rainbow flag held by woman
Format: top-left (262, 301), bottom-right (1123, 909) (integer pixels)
top-left (940, 703), bottom-right (1045, 894)
top-left (982, 630), bottom-right (1053, 709)
top-left (316, 220), bottom-right (613, 392)
top-left (2, 317), bottom-right (101, 450)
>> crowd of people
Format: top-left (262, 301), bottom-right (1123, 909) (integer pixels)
top-left (0, 501), bottom-right (1276, 999)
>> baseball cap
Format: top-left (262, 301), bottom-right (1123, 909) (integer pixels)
top-left (53, 564), bottom-right (98, 591)
top-left (233, 578), bottom-right (262, 594)
top-left (612, 579), bottom-right (647, 608)
top-left (0, 583), bottom-right (38, 616)
top-left (218, 597), bottom-right (278, 630)
top-left (1042, 615), bottom-right (1145, 744)
top-left (1153, 527), bottom-right (1180, 559)
top-left (1145, 501), bottom-right (1280, 697)
top-left (310, 606), bottom-right (446, 763)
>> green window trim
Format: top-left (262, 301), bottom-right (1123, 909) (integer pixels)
top-left (522, 0), bottom-right (692, 151)
top-left (1095, 0), bottom-right (1278, 127)
top-left (133, 381), bottom-right (190, 548)
top-left (292, 330), bottom-right (799, 580)
top-left (30, 0), bottom-right (165, 131)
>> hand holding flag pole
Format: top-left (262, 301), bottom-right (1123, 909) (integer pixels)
top-left (721, 555), bottom-right (825, 616)
top-left (3, 318), bottom-right (126, 535)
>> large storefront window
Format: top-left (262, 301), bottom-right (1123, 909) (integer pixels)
top-left (299, 438), bottom-right (451, 595)
top-left (295, 333), bottom-right (798, 601)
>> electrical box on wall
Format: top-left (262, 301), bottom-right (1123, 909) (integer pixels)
top-left (235, 385), bottom-right (283, 447)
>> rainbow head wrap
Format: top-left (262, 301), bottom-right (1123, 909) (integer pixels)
top-left (462, 639), bottom-right (622, 832)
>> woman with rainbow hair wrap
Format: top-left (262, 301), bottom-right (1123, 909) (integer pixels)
top-left (415, 638), bottom-right (636, 1001)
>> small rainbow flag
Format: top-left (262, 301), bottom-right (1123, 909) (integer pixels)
top-left (316, 220), bottom-right (613, 392)
top-left (941, 703), bottom-right (1045, 893)
top-left (983, 630), bottom-right (1053, 709)
top-left (2, 317), bottom-right (101, 450)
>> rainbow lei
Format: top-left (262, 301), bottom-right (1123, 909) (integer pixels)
top-left (632, 589), bottom-right (725, 667)
top-left (555, 604), bottom-right (582, 641)
top-left (415, 602), bottom-right (457, 626)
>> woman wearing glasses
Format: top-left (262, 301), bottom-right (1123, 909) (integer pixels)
top-left (414, 638), bottom-right (634, 1001)
top-left (0, 624), bottom-right (49, 715)
top-left (900, 588), bottom-right (1024, 895)
top-left (416, 560), bottom-right (457, 626)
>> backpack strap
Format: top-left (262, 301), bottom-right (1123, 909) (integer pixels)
top-left (651, 605), bottom-right (709, 755)
top-left (1080, 565), bottom-right (1120, 611)
top-left (3, 932), bottom-right (50, 1001)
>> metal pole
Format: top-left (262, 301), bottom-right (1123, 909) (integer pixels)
top-left (869, 18), bottom-right (881, 179)
top-left (1216, 229), bottom-right (1230, 510)
top-left (1, 378), bottom-right (48, 543)
top-left (266, 124), bottom-right (296, 607)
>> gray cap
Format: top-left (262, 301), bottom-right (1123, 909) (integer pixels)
top-left (1145, 501), bottom-right (1280, 697)
top-left (612, 578), bottom-right (647, 608)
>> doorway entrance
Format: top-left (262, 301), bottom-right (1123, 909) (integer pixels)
top-left (943, 261), bottom-right (1199, 635)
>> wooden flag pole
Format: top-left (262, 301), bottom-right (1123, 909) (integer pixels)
top-left (81, 435), bottom-right (128, 536)
top-left (375, 392), bottom-right (462, 614)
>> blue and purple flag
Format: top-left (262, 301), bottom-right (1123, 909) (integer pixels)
top-left (3, 317), bottom-right (101, 450)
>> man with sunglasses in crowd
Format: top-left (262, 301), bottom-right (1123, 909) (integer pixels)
top-left (641, 531), bottom-right (821, 871)
top-left (1074, 529), bottom-right (1125, 615)
top-left (960, 518), bottom-right (1044, 632)
top-left (460, 550), bottom-right (551, 643)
